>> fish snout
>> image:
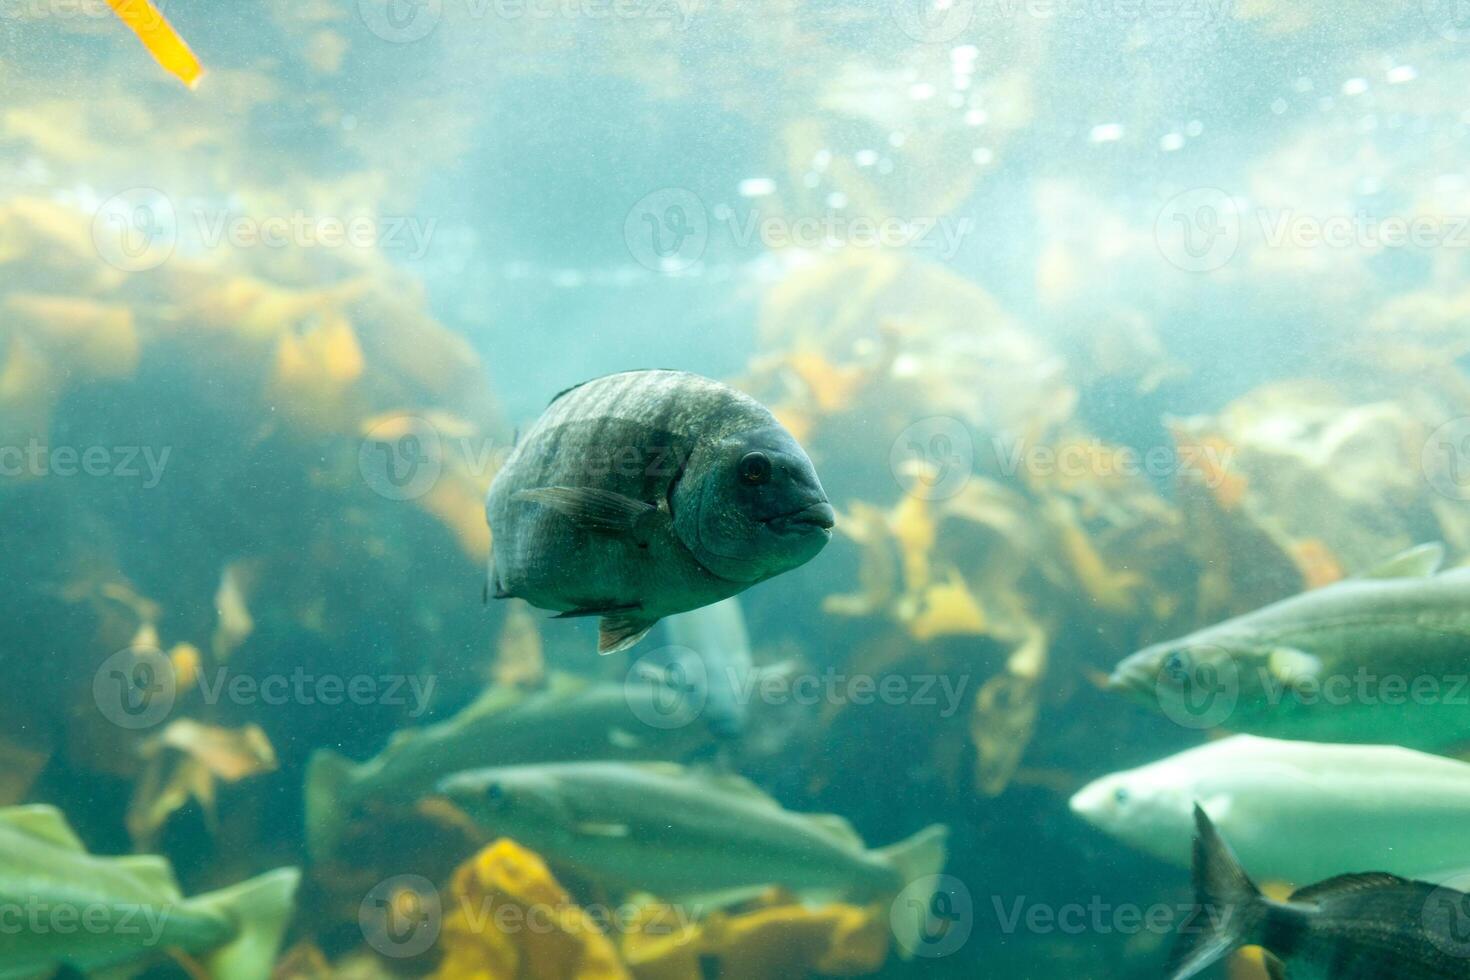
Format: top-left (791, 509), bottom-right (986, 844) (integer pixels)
top-left (771, 501), bottom-right (835, 534)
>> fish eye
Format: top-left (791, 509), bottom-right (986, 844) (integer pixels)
top-left (738, 451), bottom-right (772, 485)
top-left (1163, 650), bottom-right (1191, 680)
top-left (486, 782), bottom-right (506, 806)
top-left (1113, 787), bottom-right (1130, 805)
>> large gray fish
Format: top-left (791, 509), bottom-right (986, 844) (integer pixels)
top-left (438, 761), bottom-right (949, 956)
top-left (1109, 544), bottom-right (1470, 748)
top-left (1168, 804), bottom-right (1470, 980)
top-left (0, 805), bottom-right (298, 980)
top-left (486, 370), bottom-right (834, 654)
top-left (305, 671), bottom-right (719, 858)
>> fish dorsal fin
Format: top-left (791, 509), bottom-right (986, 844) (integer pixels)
top-left (452, 682), bottom-right (532, 724)
top-left (1289, 872), bottom-right (1410, 904)
top-left (112, 855), bottom-right (183, 900)
top-left (1358, 543), bottom-right (1444, 579)
top-left (805, 812), bottom-right (866, 848)
top-left (688, 768), bottom-right (781, 805)
top-left (0, 805), bottom-right (86, 851)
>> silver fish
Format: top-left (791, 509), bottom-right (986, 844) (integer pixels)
top-left (439, 761), bottom-right (949, 956)
top-left (486, 370), bottom-right (833, 654)
top-left (0, 805), bottom-right (298, 980)
top-left (1109, 544), bottom-right (1470, 748)
top-left (304, 671), bottom-right (718, 858)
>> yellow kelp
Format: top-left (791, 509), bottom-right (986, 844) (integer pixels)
top-left (620, 892), bottom-right (888, 980)
top-left (106, 0), bottom-right (205, 89)
top-left (434, 839), bottom-right (630, 980)
top-left (128, 719), bottom-right (278, 847)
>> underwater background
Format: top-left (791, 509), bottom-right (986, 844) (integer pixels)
top-left (4, 0), bottom-right (1470, 977)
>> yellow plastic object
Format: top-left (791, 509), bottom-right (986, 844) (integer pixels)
top-left (106, 0), bottom-right (205, 89)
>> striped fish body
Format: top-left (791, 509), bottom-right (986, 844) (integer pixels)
top-left (487, 371), bottom-right (832, 652)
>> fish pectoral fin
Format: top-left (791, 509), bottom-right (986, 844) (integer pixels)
top-left (1266, 647), bottom-right (1323, 690)
top-left (1263, 953), bottom-right (1287, 980)
top-left (575, 821), bottom-right (630, 838)
top-left (0, 805), bottom-right (87, 852)
top-left (513, 486), bottom-right (663, 541)
top-left (599, 614), bottom-right (657, 655)
top-left (112, 855), bottom-right (184, 900)
top-left (1358, 542), bottom-right (1444, 579)
top-left (554, 602), bottom-right (642, 619)
top-left (608, 728), bottom-right (644, 750)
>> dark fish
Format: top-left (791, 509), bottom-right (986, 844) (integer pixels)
top-left (486, 370), bottom-right (833, 653)
top-left (1168, 804), bottom-right (1470, 979)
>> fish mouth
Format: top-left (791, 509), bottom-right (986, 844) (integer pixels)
top-left (766, 502), bottom-right (836, 534)
top-left (1105, 659), bottom-right (1153, 698)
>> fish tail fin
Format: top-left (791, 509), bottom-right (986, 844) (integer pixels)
top-left (1166, 804), bottom-right (1271, 980)
top-left (190, 867), bottom-right (300, 980)
top-left (304, 748), bottom-right (356, 859)
top-left (877, 823), bottom-right (950, 959)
